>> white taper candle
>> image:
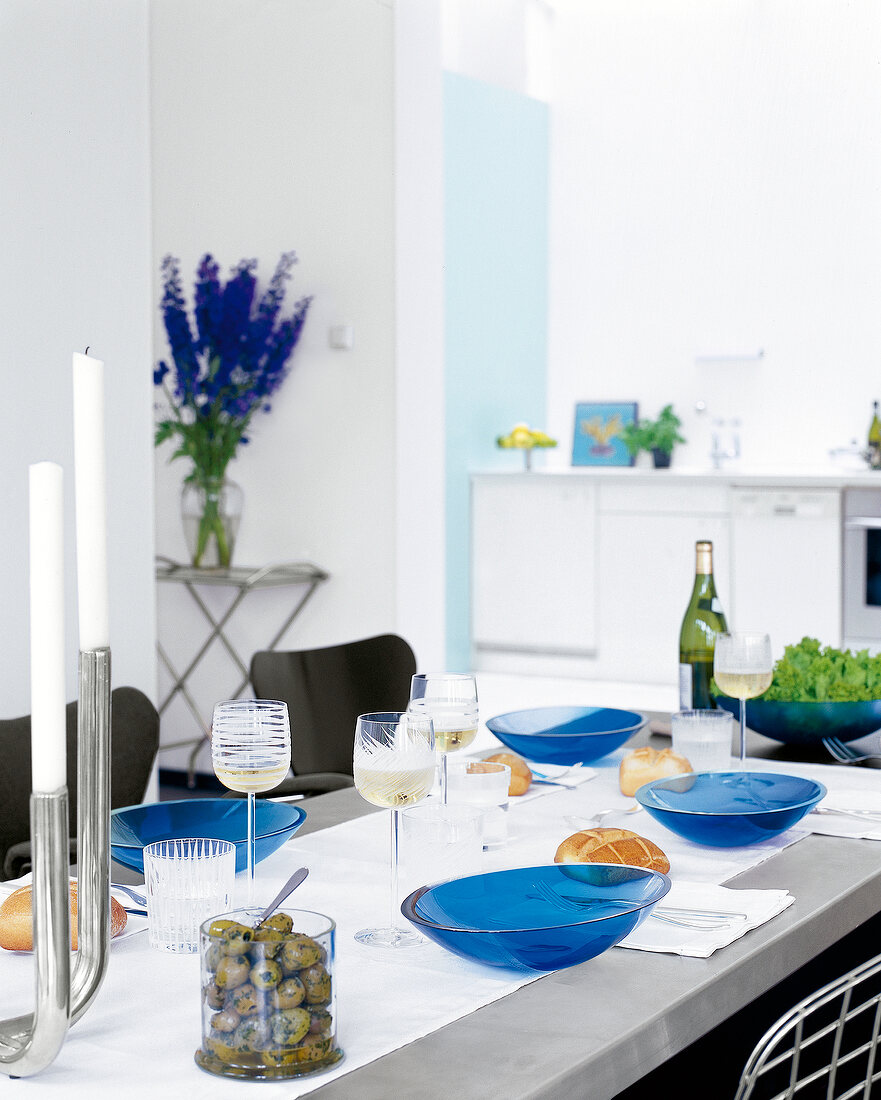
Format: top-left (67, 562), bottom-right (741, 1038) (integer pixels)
top-left (29, 462), bottom-right (67, 793)
top-left (72, 351), bottom-right (109, 650)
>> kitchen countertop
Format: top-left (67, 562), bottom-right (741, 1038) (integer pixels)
top-left (473, 465), bottom-right (881, 488)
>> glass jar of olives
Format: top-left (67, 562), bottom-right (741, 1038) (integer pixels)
top-left (195, 907), bottom-right (343, 1080)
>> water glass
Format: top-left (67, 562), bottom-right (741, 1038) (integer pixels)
top-left (399, 802), bottom-right (485, 899)
top-left (671, 709), bottom-right (733, 772)
top-left (144, 837), bottom-right (235, 953)
top-left (444, 760), bottom-right (511, 849)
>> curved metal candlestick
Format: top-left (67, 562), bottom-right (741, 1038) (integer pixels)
top-left (0, 646), bottom-right (111, 1076)
top-left (0, 792), bottom-right (71, 1075)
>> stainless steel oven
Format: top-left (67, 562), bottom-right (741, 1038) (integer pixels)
top-left (843, 489), bottom-right (881, 649)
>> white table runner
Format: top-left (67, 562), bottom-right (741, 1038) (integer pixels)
top-left (2, 749), bottom-right (858, 1097)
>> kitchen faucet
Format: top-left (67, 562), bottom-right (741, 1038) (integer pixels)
top-left (710, 418), bottom-right (741, 469)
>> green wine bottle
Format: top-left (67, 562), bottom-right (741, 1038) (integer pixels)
top-left (678, 540), bottom-right (728, 710)
top-left (869, 401), bottom-right (881, 469)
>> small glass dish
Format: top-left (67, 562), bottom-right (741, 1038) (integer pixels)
top-left (195, 907), bottom-right (343, 1080)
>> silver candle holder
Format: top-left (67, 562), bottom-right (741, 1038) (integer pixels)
top-left (0, 647), bottom-right (111, 1077)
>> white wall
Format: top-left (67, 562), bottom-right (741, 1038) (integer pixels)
top-left (547, 0), bottom-right (881, 471)
top-left (150, 0), bottom-right (400, 769)
top-left (0, 0), bottom-right (155, 717)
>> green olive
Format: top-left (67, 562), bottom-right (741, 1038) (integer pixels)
top-left (259, 912), bottom-right (293, 934)
top-left (209, 1007), bottom-right (240, 1034)
top-left (207, 918), bottom-right (237, 937)
top-left (204, 942), bottom-right (223, 972)
top-left (205, 1036), bottom-right (240, 1064)
top-left (269, 1007), bottom-right (311, 1047)
top-left (261, 1049), bottom-right (297, 1067)
top-left (220, 923), bottom-right (254, 955)
top-left (250, 958), bottom-right (283, 990)
top-left (279, 934), bottom-right (322, 972)
top-left (203, 981), bottom-right (225, 1009)
top-left (215, 954), bottom-right (251, 990)
top-left (234, 1016), bottom-right (271, 1053)
top-left (291, 1033), bottom-right (333, 1063)
top-left (230, 983), bottom-right (260, 1017)
top-left (309, 1008), bottom-right (333, 1036)
top-left (301, 962), bottom-right (332, 1005)
top-left (252, 927), bottom-right (284, 956)
top-left (272, 976), bottom-right (306, 1009)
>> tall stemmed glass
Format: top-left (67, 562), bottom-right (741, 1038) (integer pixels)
top-left (714, 633), bottom-right (773, 764)
top-left (409, 673), bottom-right (479, 804)
top-left (352, 710), bottom-right (435, 947)
top-left (211, 699), bottom-right (291, 903)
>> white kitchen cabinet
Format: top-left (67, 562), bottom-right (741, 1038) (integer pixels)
top-left (471, 475), bottom-right (598, 675)
top-left (595, 482), bottom-right (731, 684)
top-left (730, 488), bottom-right (841, 659)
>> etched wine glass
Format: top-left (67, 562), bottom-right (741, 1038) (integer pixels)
top-left (352, 710), bottom-right (435, 947)
top-left (211, 699), bottom-right (291, 902)
top-left (408, 673), bottom-right (479, 804)
top-left (713, 633), bottom-right (773, 764)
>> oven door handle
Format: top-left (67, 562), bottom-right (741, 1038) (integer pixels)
top-left (846, 517), bottom-right (881, 529)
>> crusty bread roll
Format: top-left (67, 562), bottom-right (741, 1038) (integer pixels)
top-left (483, 751), bottom-right (532, 796)
top-left (554, 827), bottom-right (670, 874)
top-left (0, 881), bottom-right (127, 952)
top-left (619, 746), bottom-right (692, 797)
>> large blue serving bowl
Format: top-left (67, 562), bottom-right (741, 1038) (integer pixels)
top-left (635, 771), bottom-right (826, 848)
top-left (401, 863), bottom-right (670, 972)
top-left (110, 798), bottom-right (307, 874)
top-left (485, 706), bottom-right (645, 766)
top-left (715, 697), bottom-right (881, 746)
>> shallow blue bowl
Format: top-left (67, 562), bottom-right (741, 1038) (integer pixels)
top-left (401, 863), bottom-right (670, 972)
top-left (715, 697), bottom-right (881, 746)
top-left (110, 798), bottom-right (307, 874)
top-left (635, 771), bottom-right (826, 848)
top-left (485, 706), bottom-right (645, 766)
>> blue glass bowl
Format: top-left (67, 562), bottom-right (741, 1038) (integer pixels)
top-left (110, 799), bottom-right (307, 874)
top-left (401, 863), bottom-right (670, 972)
top-left (635, 771), bottom-right (826, 848)
top-left (484, 706), bottom-right (645, 766)
top-left (715, 697), bottom-right (881, 746)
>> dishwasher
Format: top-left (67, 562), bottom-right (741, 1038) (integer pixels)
top-left (730, 488), bottom-right (842, 658)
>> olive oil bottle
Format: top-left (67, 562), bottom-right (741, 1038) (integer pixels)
top-left (678, 540), bottom-right (728, 709)
top-left (869, 401), bottom-right (881, 469)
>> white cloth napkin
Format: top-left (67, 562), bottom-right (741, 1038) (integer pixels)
top-left (619, 881), bottom-right (795, 958)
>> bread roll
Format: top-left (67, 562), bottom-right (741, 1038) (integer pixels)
top-left (0, 881), bottom-right (127, 952)
top-left (619, 746), bottom-right (692, 797)
top-left (554, 827), bottom-right (670, 874)
top-left (483, 751), bottom-right (532, 796)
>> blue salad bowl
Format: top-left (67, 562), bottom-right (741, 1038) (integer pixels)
top-left (110, 798), bottom-right (307, 874)
top-left (401, 863), bottom-right (670, 972)
top-left (635, 771), bottom-right (826, 848)
top-left (715, 697), bottom-right (881, 746)
top-left (485, 706), bottom-right (645, 766)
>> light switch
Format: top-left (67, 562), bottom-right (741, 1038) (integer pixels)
top-left (329, 325), bottom-right (354, 350)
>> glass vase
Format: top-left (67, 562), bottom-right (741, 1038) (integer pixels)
top-left (181, 477), bottom-right (244, 569)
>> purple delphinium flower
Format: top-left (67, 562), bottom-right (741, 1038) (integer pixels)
top-left (153, 251), bottom-right (313, 484)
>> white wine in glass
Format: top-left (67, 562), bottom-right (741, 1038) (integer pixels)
top-left (714, 633), bottom-right (773, 763)
top-left (211, 699), bottom-right (291, 902)
top-left (353, 710), bottom-right (435, 947)
top-left (409, 673), bottom-right (478, 803)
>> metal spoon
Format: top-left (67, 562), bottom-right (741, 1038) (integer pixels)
top-left (255, 866), bottom-right (309, 925)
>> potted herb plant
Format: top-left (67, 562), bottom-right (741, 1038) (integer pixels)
top-left (621, 404), bottom-right (685, 468)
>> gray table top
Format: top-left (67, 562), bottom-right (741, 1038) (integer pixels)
top-left (297, 722), bottom-right (881, 1100)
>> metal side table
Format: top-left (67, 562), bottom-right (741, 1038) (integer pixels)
top-left (155, 556), bottom-right (329, 783)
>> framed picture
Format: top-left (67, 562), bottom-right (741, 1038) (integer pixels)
top-left (571, 402), bottom-right (638, 466)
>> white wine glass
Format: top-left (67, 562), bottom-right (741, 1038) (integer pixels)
top-left (352, 710), bottom-right (435, 947)
top-left (211, 699), bottom-right (291, 903)
top-left (409, 673), bottom-right (479, 804)
top-left (713, 633), bottom-right (773, 763)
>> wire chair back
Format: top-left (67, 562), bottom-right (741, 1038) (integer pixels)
top-left (735, 952), bottom-right (881, 1100)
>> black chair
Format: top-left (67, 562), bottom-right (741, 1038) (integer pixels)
top-left (0, 686), bottom-right (160, 880)
top-left (248, 633), bottom-right (417, 798)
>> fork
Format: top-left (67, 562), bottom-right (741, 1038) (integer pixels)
top-left (531, 880), bottom-right (743, 930)
top-left (111, 883), bottom-right (147, 908)
top-left (822, 737), bottom-right (881, 765)
top-left (564, 805), bottom-right (642, 830)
